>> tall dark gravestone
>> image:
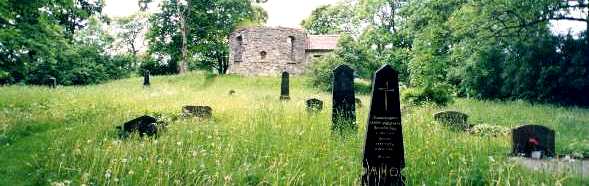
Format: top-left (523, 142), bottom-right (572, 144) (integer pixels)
top-left (48, 77), bottom-right (57, 88)
top-left (362, 65), bottom-right (405, 186)
top-left (512, 124), bottom-right (555, 158)
top-left (143, 70), bottom-right (150, 87)
top-left (332, 64), bottom-right (356, 132)
top-left (280, 71), bottom-right (290, 100)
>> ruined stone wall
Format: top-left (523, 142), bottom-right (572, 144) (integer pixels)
top-left (227, 27), bottom-right (308, 76)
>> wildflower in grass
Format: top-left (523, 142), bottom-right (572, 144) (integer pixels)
top-left (105, 169), bottom-right (112, 179)
top-left (224, 175), bottom-right (232, 182)
top-left (128, 170), bottom-right (134, 175)
top-left (177, 141), bottom-right (182, 146)
top-left (121, 158), bottom-right (128, 163)
top-left (488, 156), bottom-right (495, 162)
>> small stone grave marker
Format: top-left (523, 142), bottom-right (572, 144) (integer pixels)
top-left (118, 115), bottom-right (158, 138)
top-left (362, 64), bottom-right (405, 185)
top-left (143, 70), bottom-right (150, 86)
top-left (332, 64), bottom-right (356, 131)
top-left (306, 98), bottom-right (323, 112)
top-left (512, 124), bottom-right (555, 158)
top-left (280, 71), bottom-right (290, 100)
top-left (433, 111), bottom-right (469, 130)
top-left (182, 105), bottom-right (212, 119)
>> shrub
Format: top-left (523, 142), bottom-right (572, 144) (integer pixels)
top-left (402, 84), bottom-right (454, 106)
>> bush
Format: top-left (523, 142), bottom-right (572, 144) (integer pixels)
top-left (402, 84), bottom-right (454, 106)
top-left (138, 55), bottom-right (178, 76)
top-left (307, 54), bottom-right (344, 90)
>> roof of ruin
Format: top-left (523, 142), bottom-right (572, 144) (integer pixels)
top-left (306, 35), bottom-right (340, 51)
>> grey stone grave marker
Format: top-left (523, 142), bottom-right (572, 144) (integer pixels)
top-left (512, 124), bottom-right (555, 158)
top-left (306, 98), bottom-right (323, 112)
top-left (362, 64), bottom-right (405, 185)
top-left (433, 111), bottom-right (469, 130)
top-left (280, 71), bottom-right (290, 100)
top-left (332, 64), bottom-right (356, 131)
top-left (182, 105), bottom-right (213, 119)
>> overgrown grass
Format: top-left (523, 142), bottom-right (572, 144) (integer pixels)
top-left (0, 72), bottom-right (587, 185)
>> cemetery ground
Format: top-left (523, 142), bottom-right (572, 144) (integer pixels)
top-left (0, 72), bottom-right (588, 185)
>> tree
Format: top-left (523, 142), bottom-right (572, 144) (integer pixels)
top-left (300, 2), bottom-right (357, 35)
top-left (115, 13), bottom-right (149, 57)
top-left (0, 0), bottom-right (104, 84)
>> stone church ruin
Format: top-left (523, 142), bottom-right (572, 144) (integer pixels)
top-left (227, 27), bottom-right (339, 75)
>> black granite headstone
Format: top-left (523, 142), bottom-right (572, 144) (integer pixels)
top-left (332, 64), bottom-right (356, 132)
top-left (143, 70), bottom-right (150, 86)
top-left (362, 65), bottom-right (405, 185)
top-left (118, 115), bottom-right (158, 138)
top-left (280, 71), bottom-right (290, 100)
top-left (512, 124), bottom-right (555, 158)
top-left (306, 98), bottom-right (323, 112)
top-left (48, 77), bottom-right (57, 88)
top-left (182, 105), bottom-right (213, 119)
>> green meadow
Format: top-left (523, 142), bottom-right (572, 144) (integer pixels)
top-left (0, 72), bottom-right (587, 185)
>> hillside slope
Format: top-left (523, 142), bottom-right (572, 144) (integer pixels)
top-left (0, 72), bottom-right (587, 185)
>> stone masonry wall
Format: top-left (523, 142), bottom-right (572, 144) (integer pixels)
top-left (227, 27), bottom-right (308, 76)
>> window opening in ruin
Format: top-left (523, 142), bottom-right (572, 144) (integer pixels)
top-left (287, 36), bottom-right (295, 61)
top-left (260, 51), bottom-right (267, 60)
top-left (235, 35), bottom-right (243, 63)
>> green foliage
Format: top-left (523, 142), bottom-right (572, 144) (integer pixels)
top-left (300, 3), bottom-right (357, 35)
top-left (0, 1), bottom-right (136, 85)
top-left (401, 84), bottom-right (454, 107)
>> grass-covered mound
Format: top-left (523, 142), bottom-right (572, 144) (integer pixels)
top-left (0, 72), bottom-right (587, 185)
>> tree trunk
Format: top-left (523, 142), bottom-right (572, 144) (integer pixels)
top-left (177, 0), bottom-right (190, 74)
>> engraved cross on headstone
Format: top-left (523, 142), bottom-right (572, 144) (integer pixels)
top-left (377, 81), bottom-right (395, 111)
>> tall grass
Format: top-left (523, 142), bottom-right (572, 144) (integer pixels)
top-left (0, 72), bottom-right (587, 185)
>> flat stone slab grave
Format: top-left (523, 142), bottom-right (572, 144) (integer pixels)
top-left (182, 106), bottom-right (213, 119)
top-left (362, 65), bottom-right (405, 185)
top-left (511, 157), bottom-right (589, 178)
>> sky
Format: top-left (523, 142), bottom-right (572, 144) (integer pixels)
top-left (103, 0), bottom-right (586, 34)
